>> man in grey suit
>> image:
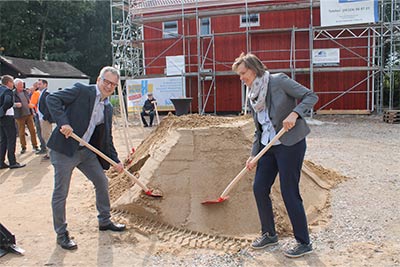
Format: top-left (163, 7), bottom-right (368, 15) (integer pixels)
top-left (46, 66), bottom-right (125, 250)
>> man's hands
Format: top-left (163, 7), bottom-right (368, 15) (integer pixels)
top-left (60, 124), bottom-right (73, 138)
top-left (113, 162), bottom-right (124, 173)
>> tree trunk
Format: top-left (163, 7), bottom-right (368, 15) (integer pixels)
top-left (39, 29), bottom-right (46, 60)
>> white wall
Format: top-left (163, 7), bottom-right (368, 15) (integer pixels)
top-left (23, 77), bottom-right (90, 93)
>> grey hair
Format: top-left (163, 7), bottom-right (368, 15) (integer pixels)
top-left (99, 66), bottom-right (120, 79)
top-left (232, 52), bottom-right (267, 77)
top-left (14, 78), bottom-right (24, 86)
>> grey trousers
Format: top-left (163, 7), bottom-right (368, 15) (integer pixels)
top-left (50, 147), bottom-right (111, 235)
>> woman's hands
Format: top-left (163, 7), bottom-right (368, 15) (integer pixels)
top-left (246, 156), bottom-right (257, 171)
top-left (282, 111), bottom-right (298, 131)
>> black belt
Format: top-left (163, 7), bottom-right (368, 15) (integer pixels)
top-left (77, 145), bottom-right (86, 150)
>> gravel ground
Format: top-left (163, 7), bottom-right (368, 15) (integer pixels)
top-left (306, 115), bottom-right (400, 251)
top-left (1, 114), bottom-right (399, 267)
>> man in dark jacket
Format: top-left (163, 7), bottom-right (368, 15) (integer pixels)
top-left (13, 78), bottom-right (39, 154)
top-left (140, 92), bottom-right (156, 127)
top-left (46, 66), bottom-right (125, 251)
top-left (37, 79), bottom-right (54, 159)
top-left (0, 75), bottom-right (25, 169)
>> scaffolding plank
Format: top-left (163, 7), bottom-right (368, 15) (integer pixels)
top-left (316, 110), bottom-right (371, 115)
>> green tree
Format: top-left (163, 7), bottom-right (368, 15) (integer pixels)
top-left (0, 0), bottom-right (112, 83)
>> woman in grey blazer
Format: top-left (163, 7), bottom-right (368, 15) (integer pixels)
top-left (232, 53), bottom-right (318, 258)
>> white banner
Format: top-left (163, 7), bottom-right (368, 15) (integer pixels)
top-left (320, 0), bottom-right (378, 27)
top-left (312, 48), bottom-right (340, 65)
top-left (126, 77), bottom-right (185, 112)
top-left (166, 55), bottom-right (185, 76)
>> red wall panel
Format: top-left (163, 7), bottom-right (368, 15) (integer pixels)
top-left (142, 5), bottom-right (371, 113)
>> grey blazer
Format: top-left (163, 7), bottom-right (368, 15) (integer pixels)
top-left (250, 73), bottom-right (318, 156)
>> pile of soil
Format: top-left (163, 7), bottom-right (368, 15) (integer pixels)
top-left (108, 114), bottom-right (346, 238)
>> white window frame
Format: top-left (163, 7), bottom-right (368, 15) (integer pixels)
top-left (163, 21), bottom-right (178, 38)
top-left (200, 17), bottom-right (211, 36)
top-left (240, 13), bottom-right (260, 27)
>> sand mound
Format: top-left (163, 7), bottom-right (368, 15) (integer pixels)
top-left (108, 114), bottom-right (345, 238)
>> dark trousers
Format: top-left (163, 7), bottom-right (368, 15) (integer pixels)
top-left (0, 116), bottom-right (17, 165)
top-left (140, 110), bottom-right (154, 126)
top-left (33, 113), bottom-right (46, 151)
top-left (253, 138), bottom-right (310, 245)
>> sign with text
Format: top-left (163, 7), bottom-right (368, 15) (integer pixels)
top-left (320, 0), bottom-right (378, 27)
top-left (125, 77), bottom-right (186, 112)
top-left (312, 48), bottom-right (340, 65)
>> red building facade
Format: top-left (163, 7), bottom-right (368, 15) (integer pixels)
top-left (138, 1), bottom-right (374, 113)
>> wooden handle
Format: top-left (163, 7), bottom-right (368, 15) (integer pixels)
top-left (219, 128), bottom-right (286, 198)
top-left (70, 132), bottom-right (150, 192)
top-left (153, 101), bottom-right (160, 125)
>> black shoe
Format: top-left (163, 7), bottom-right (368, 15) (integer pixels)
top-left (36, 149), bottom-right (47, 155)
top-left (284, 242), bottom-right (313, 258)
top-left (99, 222), bottom-right (126, 232)
top-left (57, 231), bottom-right (77, 250)
top-left (20, 148), bottom-right (26, 154)
top-left (143, 125), bottom-right (149, 128)
top-left (0, 163), bottom-right (9, 169)
top-left (251, 232), bottom-right (278, 250)
top-left (42, 155), bottom-right (50, 160)
top-left (9, 163), bottom-right (26, 169)
top-left (34, 147), bottom-right (41, 153)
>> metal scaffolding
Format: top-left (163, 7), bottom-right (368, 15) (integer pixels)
top-left (110, 0), bottom-right (400, 114)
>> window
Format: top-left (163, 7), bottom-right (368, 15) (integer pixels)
top-left (200, 17), bottom-right (211, 36)
top-left (240, 13), bottom-right (260, 27)
top-left (163, 21), bottom-right (178, 38)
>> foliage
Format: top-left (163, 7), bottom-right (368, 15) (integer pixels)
top-left (0, 0), bottom-right (112, 83)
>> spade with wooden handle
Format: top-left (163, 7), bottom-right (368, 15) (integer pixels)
top-left (70, 132), bottom-right (162, 197)
top-left (202, 128), bottom-right (286, 204)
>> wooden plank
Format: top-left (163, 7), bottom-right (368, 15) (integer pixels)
top-left (316, 109), bottom-right (371, 115)
top-left (301, 163), bottom-right (331, 190)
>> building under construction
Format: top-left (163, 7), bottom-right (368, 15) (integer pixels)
top-left (110, 0), bottom-right (400, 114)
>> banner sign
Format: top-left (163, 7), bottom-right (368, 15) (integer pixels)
top-left (166, 55), bottom-right (185, 76)
top-left (320, 0), bottom-right (378, 27)
top-left (125, 77), bottom-right (185, 112)
top-left (312, 48), bottom-right (340, 65)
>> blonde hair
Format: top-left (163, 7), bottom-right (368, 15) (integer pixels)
top-left (232, 52), bottom-right (266, 77)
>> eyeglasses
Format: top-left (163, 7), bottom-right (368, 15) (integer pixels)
top-left (101, 76), bottom-right (118, 88)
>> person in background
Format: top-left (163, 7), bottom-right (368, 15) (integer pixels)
top-left (140, 92), bottom-right (156, 127)
top-left (37, 79), bottom-right (53, 159)
top-left (0, 75), bottom-right (26, 169)
top-left (232, 52), bottom-right (318, 258)
top-left (29, 82), bottom-right (47, 154)
top-left (46, 66), bottom-right (126, 251)
top-left (13, 79), bottom-right (39, 154)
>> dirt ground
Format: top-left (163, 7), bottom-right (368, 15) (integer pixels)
top-left (1, 114), bottom-right (399, 267)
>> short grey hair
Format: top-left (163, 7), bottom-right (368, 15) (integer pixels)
top-left (14, 78), bottom-right (24, 86)
top-left (99, 66), bottom-right (120, 79)
top-left (232, 52), bottom-right (267, 77)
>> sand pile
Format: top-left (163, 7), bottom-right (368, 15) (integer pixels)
top-left (108, 114), bottom-right (345, 238)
